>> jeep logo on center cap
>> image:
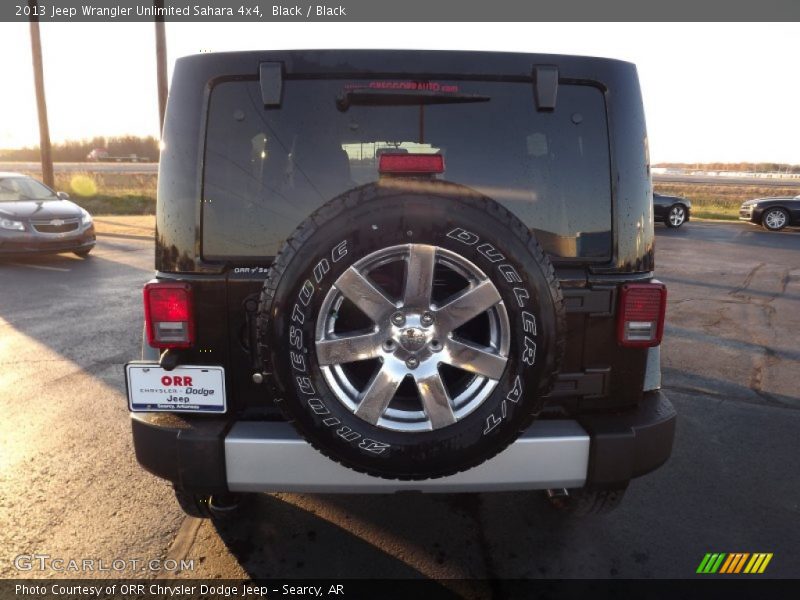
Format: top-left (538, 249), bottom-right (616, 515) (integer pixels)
top-left (399, 327), bottom-right (428, 352)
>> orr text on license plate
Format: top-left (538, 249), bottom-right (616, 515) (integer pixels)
top-left (125, 364), bottom-right (226, 413)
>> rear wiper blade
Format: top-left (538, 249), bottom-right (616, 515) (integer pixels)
top-left (336, 89), bottom-right (490, 112)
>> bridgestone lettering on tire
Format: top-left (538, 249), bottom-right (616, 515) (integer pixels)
top-left (258, 182), bottom-right (565, 479)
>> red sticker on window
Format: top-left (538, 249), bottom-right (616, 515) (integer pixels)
top-left (343, 81), bottom-right (460, 93)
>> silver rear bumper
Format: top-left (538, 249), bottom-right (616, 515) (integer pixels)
top-left (131, 390), bottom-right (674, 493)
top-left (225, 420), bottom-right (589, 493)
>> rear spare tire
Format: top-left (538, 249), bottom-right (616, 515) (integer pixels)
top-left (258, 183), bottom-right (565, 480)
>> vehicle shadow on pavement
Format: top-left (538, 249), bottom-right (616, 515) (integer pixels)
top-left (655, 222), bottom-right (800, 251)
top-left (203, 391), bottom-right (800, 580)
top-left (0, 252), bottom-right (94, 272)
top-left (208, 490), bottom-right (585, 581)
top-left (658, 275), bottom-right (800, 304)
top-left (663, 366), bottom-right (800, 409)
top-left (0, 246), bottom-right (151, 358)
top-left (211, 493), bottom-right (441, 578)
top-left (665, 325), bottom-right (800, 364)
top-left (0, 241), bottom-right (153, 408)
top-left (0, 243), bottom-right (151, 275)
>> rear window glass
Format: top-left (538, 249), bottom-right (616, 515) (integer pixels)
top-left (202, 79), bottom-right (611, 260)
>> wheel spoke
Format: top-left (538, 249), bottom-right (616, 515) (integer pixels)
top-left (316, 331), bottom-right (383, 366)
top-left (444, 339), bottom-right (508, 380)
top-left (355, 364), bottom-right (405, 425)
top-left (403, 244), bottom-right (437, 309)
top-left (416, 370), bottom-right (456, 428)
top-left (767, 211), bottom-right (786, 228)
top-left (435, 280), bottom-right (502, 332)
top-left (335, 266), bottom-right (396, 322)
top-left (318, 243), bottom-right (511, 433)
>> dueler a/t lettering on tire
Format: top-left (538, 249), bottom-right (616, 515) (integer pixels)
top-left (258, 183), bottom-right (565, 480)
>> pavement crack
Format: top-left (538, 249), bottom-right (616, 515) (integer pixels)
top-left (0, 359), bottom-right (69, 365)
top-left (780, 270), bottom-right (790, 294)
top-left (714, 299), bottom-right (750, 306)
top-left (444, 494), bottom-right (504, 598)
top-left (728, 263), bottom-right (774, 300)
top-left (163, 517), bottom-right (203, 578)
top-left (748, 362), bottom-right (764, 395)
top-left (728, 262), bottom-right (765, 297)
top-left (663, 384), bottom-right (800, 411)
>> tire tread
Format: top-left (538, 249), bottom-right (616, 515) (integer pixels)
top-left (256, 183), bottom-right (566, 480)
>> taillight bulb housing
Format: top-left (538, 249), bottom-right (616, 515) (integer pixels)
top-left (144, 282), bottom-right (195, 348)
top-left (617, 282), bottom-right (667, 347)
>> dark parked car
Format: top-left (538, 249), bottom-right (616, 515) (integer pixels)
top-left (739, 194), bottom-right (800, 231)
top-left (0, 173), bottom-right (95, 257)
top-left (653, 192), bottom-right (691, 228)
top-left (127, 50), bottom-right (675, 518)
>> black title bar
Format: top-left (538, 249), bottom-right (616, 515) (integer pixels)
top-left (3, 579), bottom-right (800, 600)
top-left (3, 0), bottom-right (800, 22)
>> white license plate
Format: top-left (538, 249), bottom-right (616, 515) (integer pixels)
top-left (126, 363), bottom-right (226, 413)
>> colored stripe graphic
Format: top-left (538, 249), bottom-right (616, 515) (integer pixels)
top-left (697, 554), bottom-right (713, 573)
top-left (744, 553), bottom-right (774, 574)
top-left (697, 553), bottom-right (727, 573)
top-left (733, 553), bottom-right (750, 573)
top-left (700, 552), bottom-right (773, 574)
top-left (758, 554), bottom-right (773, 573)
top-left (719, 554), bottom-right (736, 573)
top-left (710, 554), bottom-right (726, 573)
top-left (744, 554), bottom-right (759, 573)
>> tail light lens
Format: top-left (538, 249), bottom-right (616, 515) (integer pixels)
top-left (379, 153), bottom-right (445, 175)
top-left (144, 282), bottom-right (194, 348)
top-left (617, 282), bottom-right (667, 347)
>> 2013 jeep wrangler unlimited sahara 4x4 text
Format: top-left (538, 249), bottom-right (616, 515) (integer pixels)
top-left (126, 50), bottom-right (675, 517)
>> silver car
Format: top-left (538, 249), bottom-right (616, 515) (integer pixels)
top-left (0, 172), bottom-right (95, 257)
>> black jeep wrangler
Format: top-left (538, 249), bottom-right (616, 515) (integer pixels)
top-left (126, 50), bottom-right (675, 517)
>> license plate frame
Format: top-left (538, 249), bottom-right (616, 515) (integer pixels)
top-left (125, 362), bottom-right (227, 414)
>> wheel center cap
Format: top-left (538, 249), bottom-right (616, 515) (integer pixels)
top-left (397, 327), bottom-right (431, 352)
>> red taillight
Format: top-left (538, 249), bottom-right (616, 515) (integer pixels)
top-left (144, 282), bottom-right (194, 349)
top-left (617, 282), bottom-right (667, 347)
top-left (378, 153), bottom-right (445, 175)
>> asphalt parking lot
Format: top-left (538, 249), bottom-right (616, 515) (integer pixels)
top-left (0, 220), bottom-right (798, 585)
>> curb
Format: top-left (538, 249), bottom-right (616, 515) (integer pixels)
top-left (690, 217), bottom-right (741, 223)
top-left (93, 216), bottom-right (155, 241)
top-left (96, 231), bottom-right (153, 241)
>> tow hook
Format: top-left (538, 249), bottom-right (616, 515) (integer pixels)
top-left (546, 488), bottom-right (570, 499)
top-left (158, 349), bottom-right (180, 371)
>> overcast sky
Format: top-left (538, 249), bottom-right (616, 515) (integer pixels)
top-left (0, 22), bottom-right (798, 164)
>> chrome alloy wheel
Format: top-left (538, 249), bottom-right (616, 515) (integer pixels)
top-left (669, 205), bottom-right (686, 227)
top-left (315, 244), bottom-right (510, 432)
top-left (764, 209), bottom-right (787, 230)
